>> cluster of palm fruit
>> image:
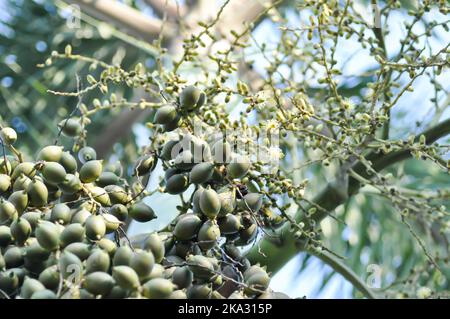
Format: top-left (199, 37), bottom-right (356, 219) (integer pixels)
top-left (0, 86), bottom-right (287, 299)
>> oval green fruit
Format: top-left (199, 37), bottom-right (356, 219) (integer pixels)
top-left (130, 250), bottom-right (155, 279)
top-left (42, 162), bottom-right (67, 184)
top-left (180, 86), bottom-right (206, 110)
top-left (154, 105), bottom-right (178, 125)
top-left (85, 215), bottom-right (106, 241)
top-left (160, 140), bottom-right (180, 161)
top-left (4, 246), bottom-right (24, 268)
top-left (186, 255), bottom-right (215, 280)
top-left (218, 214), bottom-right (242, 234)
top-left (97, 172), bottom-right (119, 187)
top-left (59, 251), bottom-right (82, 279)
top-left (10, 218), bottom-right (32, 244)
top-left (173, 214), bottom-right (202, 241)
top-left (79, 160), bottom-right (102, 183)
top-left (37, 145), bottom-right (63, 162)
top-left (86, 249), bottom-right (110, 274)
top-left (142, 233), bottom-right (165, 263)
top-left (31, 289), bottom-right (57, 299)
top-left (59, 151), bottom-right (78, 174)
top-left (0, 127), bottom-right (17, 145)
top-left (197, 220), bottom-right (220, 250)
top-left (0, 174), bottom-right (11, 193)
top-left (110, 204), bottom-right (128, 222)
top-left (64, 242), bottom-right (91, 261)
top-left (58, 118), bottom-right (82, 137)
top-left (20, 277), bottom-right (46, 299)
top-left (11, 162), bottom-right (36, 180)
top-left (112, 266), bottom-right (140, 291)
top-left (50, 203), bottom-right (71, 225)
top-left (129, 202), bottom-right (156, 223)
top-left (189, 162), bottom-right (214, 184)
top-left (113, 245), bottom-right (133, 266)
top-left (240, 193), bottom-right (263, 212)
top-left (78, 146), bottom-right (97, 164)
top-left (60, 223), bottom-right (85, 247)
top-left (172, 266), bottom-right (193, 289)
top-left (104, 185), bottom-right (128, 205)
top-left (0, 225), bottom-right (12, 247)
top-left (165, 174), bottom-right (189, 195)
top-left (84, 272), bottom-right (115, 296)
top-left (8, 190), bottom-right (28, 214)
top-left (58, 173), bottom-right (82, 194)
top-left (199, 187), bottom-right (221, 219)
top-left (35, 221), bottom-right (60, 251)
top-left (38, 265), bottom-right (60, 290)
top-left (142, 278), bottom-right (175, 299)
top-left (228, 156), bottom-right (250, 179)
top-left (27, 179), bottom-right (48, 207)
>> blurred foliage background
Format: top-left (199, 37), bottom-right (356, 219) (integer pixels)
top-left (0, 0), bottom-right (449, 298)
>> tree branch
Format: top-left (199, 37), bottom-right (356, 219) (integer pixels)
top-left (143, 0), bottom-right (186, 18)
top-left (247, 117), bottom-right (450, 274)
top-left (311, 250), bottom-right (378, 299)
top-left (64, 0), bottom-right (174, 41)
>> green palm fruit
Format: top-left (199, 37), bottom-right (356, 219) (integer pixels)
top-left (64, 242), bottom-right (91, 261)
top-left (130, 250), bottom-right (155, 279)
top-left (79, 160), bottom-right (102, 183)
top-left (133, 155), bottom-right (157, 176)
top-left (85, 215), bottom-right (106, 241)
top-left (0, 225), bottom-right (12, 247)
top-left (58, 174), bottom-right (82, 194)
top-left (146, 264), bottom-right (164, 280)
top-left (89, 186), bottom-right (111, 206)
top-left (142, 233), bottom-right (165, 263)
top-left (240, 193), bottom-right (263, 212)
top-left (104, 285), bottom-right (128, 299)
top-left (0, 157), bottom-right (13, 175)
top-left (11, 162), bottom-right (36, 180)
top-left (103, 213), bottom-right (121, 233)
top-left (129, 202), bottom-right (156, 222)
top-left (12, 174), bottom-right (31, 192)
top-left (110, 204), bottom-right (128, 222)
top-left (38, 265), bottom-right (60, 290)
top-left (71, 208), bottom-right (91, 225)
top-left (60, 223), bottom-right (85, 247)
top-left (142, 278), bottom-right (175, 299)
top-left (164, 167), bottom-right (179, 182)
top-left (186, 255), bottom-right (215, 280)
top-left (160, 140), bottom-right (180, 161)
top-left (58, 151), bottom-right (78, 174)
top-left (0, 174), bottom-right (11, 193)
top-left (4, 246), bottom-right (24, 268)
top-left (192, 186), bottom-right (204, 214)
top-left (180, 86), bottom-right (206, 110)
top-left (84, 272), bottom-right (115, 296)
top-left (59, 251), bottom-right (83, 279)
top-left (97, 172), bottom-right (119, 187)
top-left (218, 214), bottom-right (242, 234)
top-left (35, 221), bottom-right (60, 251)
top-left (42, 162), bottom-right (67, 184)
top-left (10, 218), bottom-right (31, 244)
top-left (199, 187), bottom-right (221, 219)
top-left (172, 266), bottom-right (193, 289)
top-left (113, 245), bottom-right (133, 266)
top-left (244, 272), bottom-right (270, 296)
top-left (0, 199), bottom-right (17, 223)
top-left (169, 290), bottom-right (187, 299)
top-left (243, 264), bottom-right (266, 281)
top-left (186, 284), bottom-right (212, 299)
top-left (197, 220), bottom-right (220, 250)
top-left (104, 185), bottom-right (129, 205)
top-left (104, 161), bottom-right (123, 176)
top-left (78, 146), bottom-right (97, 164)
top-left (78, 288), bottom-right (95, 299)
top-left (228, 155), bottom-right (250, 178)
top-left (8, 190), bottom-right (28, 214)
top-left (154, 105), bottom-right (178, 125)
top-left (31, 289), bottom-right (57, 299)
top-left (37, 145), bottom-right (63, 162)
top-left (218, 189), bottom-right (236, 217)
top-left (173, 214), bottom-right (202, 241)
top-left (0, 127), bottom-right (17, 145)
top-left (112, 266), bottom-right (140, 291)
top-left (97, 238), bottom-right (117, 256)
top-left (50, 203), bottom-right (71, 224)
top-left (0, 269), bottom-right (20, 294)
top-left (163, 114), bottom-right (182, 132)
top-left (58, 118), bottom-right (82, 137)
top-left (20, 277), bottom-right (46, 299)
top-left (23, 239), bottom-right (51, 262)
top-left (20, 211), bottom-right (40, 230)
top-left (211, 140), bottom-right (232, 163)
top-left (86, 249), bottom-right (110, 274)
top-left (27, 179), bottom-right (48, 207)
top-left (189, 162), bottom-right (214, 184)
